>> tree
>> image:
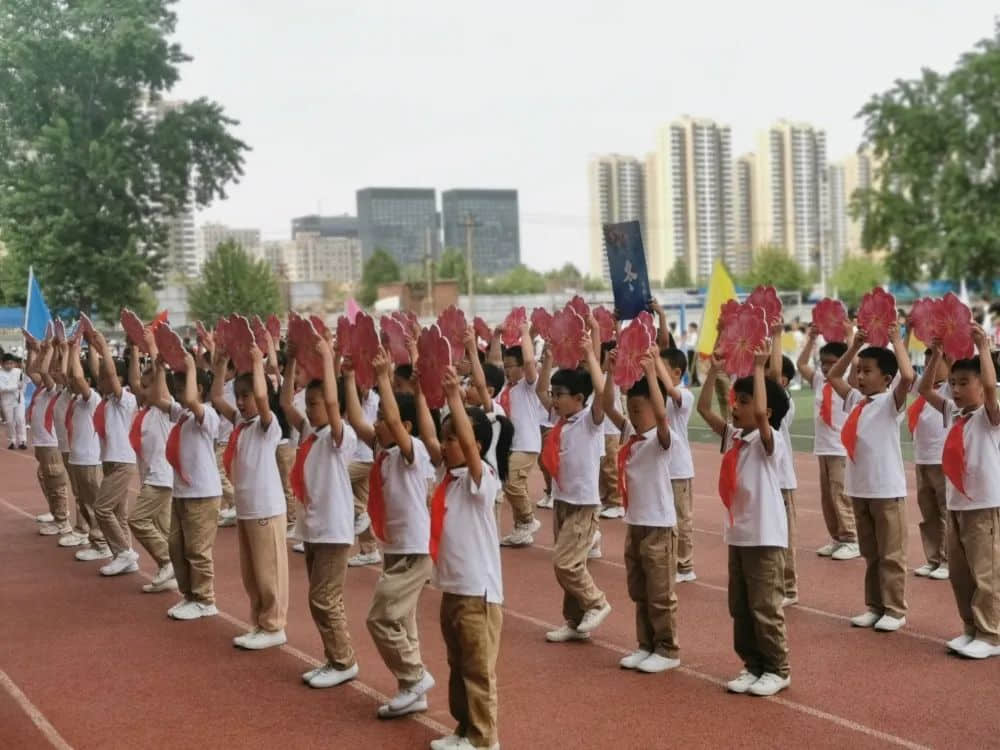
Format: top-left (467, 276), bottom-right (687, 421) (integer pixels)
top-left (742, 247), bottom-right (811, 296)
top-left (0, 0), bottom-right (248, 321)
top-left (582, 276), bottom-right (609, 292)
top-left (544, 262), bottom-right (583, 289)
top-left (489, 265), bottom-right (546, 295)
top-left (664, 258), bottom-right (693, 288)
top-left (187, 241), bottom-right (280, 321)
top-left (832, 256), bottom-right (886, 308)
top-left (359, 249), bottom-right (402, 307)
top-left (853, 24), bottom-right (1000, 288)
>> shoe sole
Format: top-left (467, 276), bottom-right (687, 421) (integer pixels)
top-left (235, 638), bottom-right (288, 651)
top-left (377, 698), bottom-right (428, 719)
top-left (143, 580), bottom-right (179, 593)
top-left (100, 563), bottom-right (139, 576)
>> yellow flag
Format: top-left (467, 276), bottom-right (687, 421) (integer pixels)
top-left (696, 260), bottom-right (738, 356)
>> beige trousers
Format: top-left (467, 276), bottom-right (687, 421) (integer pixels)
top-left (625, 525), bottom-right (679, 658)
top-left (503, 451), bottom-right (538, 526)
top-left (214, 443), bottom-right (235, 510)
top-left (599, 434), bottom-right (621, 508)
top-left (276, 441), bottom-right (296, 525)
top-left (672, 479), bottom-right (694, 574)
top-left (169, 498), bottom-right (221, 605)
top-left (69, 463), bottom-right (104, 546)
top-left (782, 489), bottom-right (798, 599)
top-left (129, 484), bottom-right (172, 566)
top-left (818, 455), bottom-right (856, 543)
top-left (915, 464), bottom-right (948, 567)
top-left (553, 500), bottom-right (606, 627)
top-left (95, 461), bottom-right (137, 555)
top-left (852, 497), bottom-right (907, 619)
top-left (948, 508), bottom-right (1000, 645)
top-left (538, 428), bottom-right (552, 494)
top-left (728, 545), bottom-right (789, 678)
top-left (237, 515), bottom-right (290, 632)
top-left (304, 542), bottom-right (356, 669)
top-left (349, 461), bottom-right (378, 555)
top-left (366, 553), bottom-right (432, 687)
top-left (35, 446), bottom-right (69, 525)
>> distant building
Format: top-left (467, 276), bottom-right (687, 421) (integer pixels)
top-left (164, 204), bottom-right (199, 278)
top-left (198, 223), bottom-right (261, 260)
top-left (257, 233), bottom-right (361, 285)
top-left (356, 188), bottom-right (438, 268)
top-left (588, 154), bottom-right (648, 281)
top-left (732, 153), bottom-right (756, 275)
top-left (441, 189), bottom-right (520, 277)
top-left (290, 215), bottom-right (358, 239)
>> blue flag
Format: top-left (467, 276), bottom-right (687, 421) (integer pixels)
top-left (24, 267), bottom-right (52, 340)
top-left (603, 220), bottom-right (651, 320)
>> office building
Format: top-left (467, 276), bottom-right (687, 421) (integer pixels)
top-left (356, 188), bottom-right (438, 268)
top-left (290, 215), bottom-right (358, 239)
top-left (288, 231), bottom-right (362, 284)
top-left (441, 189), bottom-right (520, 277)
top-left (587, 154), bottom-right (648, 281)
top-left (198, 223), bottom-right (261, 260)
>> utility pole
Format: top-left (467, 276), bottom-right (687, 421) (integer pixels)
top-left (461, 213), bottom-right (481, 317)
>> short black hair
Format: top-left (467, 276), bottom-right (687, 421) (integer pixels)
top-left (1, 353), bottom-right (17, 363)
top-left (599, 340), bottom-right (617, 366)
top-left (819, 341), bottom-right (848, 359)
top-left (732, 375), bottom-right (790, 430)
top-left (550, 366), bottom-right (593, 401)
top-left (394, 391), bottom-right (419, 436)
top-left (781, 355), bottom-right (795, 383)
top-left (626, 375), bottom-right (667, 400)
top-left (394, 364), bottom-right (414, 382)
top-left (502, 346), bottom-right (524, 366)
top-left (858, 347), bottom-right (898, 380)
top-left (482, 363), bottom-right (504, 395)
top-left (660, 347), bottom-right (687, 375)
top-left (951, 358), bottom-right (982, 376)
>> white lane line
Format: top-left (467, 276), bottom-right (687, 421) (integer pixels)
top-left (0, 669), bottom-right (74, 750)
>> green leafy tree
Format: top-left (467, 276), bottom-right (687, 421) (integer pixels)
top-left (664, 258), bottom-right (693, 288)
top-left (436, 248), bottom-right (466, 290)
top-left (832, 256), bottom-right (886, 308)
top-left (0, 0), bottom-right (248, 321)
top-left (489, 265), bottom-right (546, 295)
top-left (853, 24), bottom-right (1000, 287)
top-left (359, 249), bottom-right (402, 307)
top-left (544, 262), bottom-right (584, 289)
top-left (742, 247), bottom-right (811, 296)
top-left (188, 241), bottom-right (280, 321)
top-left (582, 276), bottom-right (609, 292)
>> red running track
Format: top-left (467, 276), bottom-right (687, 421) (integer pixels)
top-left (1, 444), bottom-right (998, 749)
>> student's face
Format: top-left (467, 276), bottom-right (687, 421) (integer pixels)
top-left (626, 395), bottom-right (656, 434)
top-left (295, 366), bottom-right (310, 390)
top-left (949, 371), bottom-right (985, 410)
top-left (373, 406), bottom-right (394, 448)
top-left (670, 367), bottom-right (684, 384)
top-left (730, 392), bottom-right (755, 430)
top-left (819, 354), bottom-right (839, 378)
top-left (138, 373), bottom-right (154, 404)
top-left (464, 383), bottom-right (484, 407)
top-left (235, 384), bottom-right (258, 419)
top-left (305, 387), bottom-right (328, 428)
top-left (440, 419), bottom-right (465, 468)
top-left (393, 374), bottom-right (415, 395)
top-left (856, 358), bottom-right (890, 396)
top-left (1, 361), bottom-right (13, 371)
top-left (502, 356), bottom-right (523, 385)
top-left (97, 370), bottom-right (114, 396)
top-left (550, 386), bottom-right (584, 419)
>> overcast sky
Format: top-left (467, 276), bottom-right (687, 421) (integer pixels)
top-left (172, 0), bottom-right (998, 273)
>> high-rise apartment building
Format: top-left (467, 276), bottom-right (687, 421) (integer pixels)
top-left (288, 232), bottom-right (362, 284)
top-left (842, 150), bottom-right (877, 255)
top-left (826, 163), bottom-right (848, 271)
top-left (290, 215), bottom-right (358, 239)
top-left (587, 154), bottom-right (648, 281)
top-left (198, 223), bottom-right (261, 260)
top-left (164, 204), bottom-right (199, 278)
top-left (356, 188), bottom-right (438, 268)
top-left (441, 189), bottom-right (520, 277)
top-left (732, 153), bottom-right (756, 275)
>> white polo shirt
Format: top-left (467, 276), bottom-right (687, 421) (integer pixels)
top-left (68, 391), bottom-right (101, 466)
top-left (137, 407), bottom-right (173, 488)
top-left (216, 379), bottom-right (236, 445)
top-left (777, 396), bottom-right (797, 491)
top-left (170, 403), bottom-right (223, 499)
top-left (943, 401), bottom-right (1000, 510)
top-left (29, 387), bottom-right (57, 448)
top-left (812, 371), bottom-right (847, 457)
top-left (373, 438), bottom-right (433, 555)
top-left (912, 383), bottom-right (950, 465)
top-left (432, 465), bottom-right (504, 604)
top-left (551, 407), bottom-right (604, 506)
top-left (721, 424), bottom-right (788, 548)
top-left (667, 388), bottom-right (695, 480)
top-left (604, 385), bottom-right (622, 438)
top-left (843, 389), bottom-right (907, 499)
top-left (232, 415), bottom-right (285, 519)
top-left (621, 423), bottom-right (675, 527)
top-left (505, 378), bottom-right (546, 453)
top-left (353, 390), bottom-right (380, 464)
top-left (53, 389), bottom-right (71, 453)
top-left (99, 390), bottom-right (137, 464)
top-left (293, 423), bottom-right (358, 544)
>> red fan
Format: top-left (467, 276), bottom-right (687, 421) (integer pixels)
top-left (214, 317), bottom-right (231, 358)
top-left (857, 287), bottom-right (897, 347)
top-left (593, 306), bottom-right (616, 343)
top-left (77, 312), bottom-right (95, 341)
top-left (266, 314), bottom-right (281, 344)
top-left (718, 303), bottom-right (769, 378)
top-left (351, 312), bottom-right (380, 391)
top-left (336, 315), bottom-right (353, 359)
top-left (120, 309), bottom-right (148, 353)
top-left (931, 293), bottom-right (974, 361)
top-left (310, 315), bottom-right (330, 339)
top-left (250, 315), bottom-right (270, 350)
top-left (288, 314), bottom-right (324, 381)
top-left (392, 310), bottom-right (418, 331)
top-left (812, 298), bottom-right (848, 343)
top-left (613, 318), bottom-right (653, 389)
top-left (153, 322), bottom-right (188, 373)
top-left (567, 295), bottom-right (590, 321)
top-left (194, 320), bottom-right (210, 347)
top-left (531, 307), bottom-right (553, 342)
top-left (227, 316), bottom-right (256, 374)
top-left (437, 305), bottom-right (468, 362)
top-left (718, 299), bottom-right (741, 333)
top-left (908, 298), bottom-right (936, 344)
top-left (473, 316), bottom-right (491, 345)
top-left (53, 319), bottom-right (66, 343)
top-left (746, 285), bottom-right (783, 330)
top-left (502, 307), bottom-right (527, 348)
top-left (549, 308), bottom-right (586, 369)
top-left (637, 311), bottom-right (656, 343)
top-left (417, 325), bottom-right (452, 409)
top-left (380, 315), bottom-right (410, 365)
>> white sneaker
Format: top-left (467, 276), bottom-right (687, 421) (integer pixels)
top-left (39, 522), bottom-right (69, 536)
top-left (500, 518), bottom-right (542, 547)
top-left (619, 649), bottom-right (652, 669)
top-left (545, 624), bottom-right (590, 643)
top-left (928, 566), bottom-right (950, 580)
top-left (430, 736), bottom-right (463, 750)
top-left (235, 628), bottom-right (287, 650)
top-left (914, 563), bottom-right (934, 577)
top-left (217, 508), bottom-right (237, 527)
top-left (302, 665), bottom-right (324, 683)
top-left (100, 551), bottom-right (140, 576)
top-left (170, 601), bottom-right (218, 620)
top-left (816, 542), bottom-right (836, 557)
top-left (577, 602), bottom-right (612, 634)
top-left (588, 529), bottom-right (603, 559)
top-left (850, 611), bottom-right (880, 628)
top-left (748, 672), bottom-right (791, 696)
top-left (378, 695), bottom-right (428, 719)
top-left (726, 670), bottom-right (759, 694)
top-left (831, 542), bottom-right (860, 560)
top-left (308, 662), bottom-right (359, 688)
top-left (637, 653), bottom-right (681, 673)
top-left (292, 542), bottom-right (305, 554)
top-left (675, 571), bottom-right (698, 583)
top-left (947, 633), bottom-right (974, 652)
top-left (957, 639), bottom-right (1000, 659)
top-left (781, 596), bottom-right (799, 608)
top-left (75, 545), bottom-right (112, 562)
top-left (354, 511), bottom-right (371, 535)
top-left (58, 532), bottom-right (88, 547)
top-left (387, 671), bottom-right (436, 711)
top-left (599, 505), bottom-right (625, 519)
top-left (537, 494), bottom-right (554, 509)
top-left (150, 562), bottom-right (175, 586)
top-left (874, 614), bottom-right (906, 632)
top-left (35, 512), bottom-right (55, 524)
top-left (142, 578), bottom-right (178, 593)
top-left (348, 550), bottom-right (381, 567)
top-left (167, 598), bottom-right (192, 617)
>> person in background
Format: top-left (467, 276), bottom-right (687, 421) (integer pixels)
top-left (0, 351), bottom-right (28, 449)
top-left (685, 323), bottom-right (701, 387)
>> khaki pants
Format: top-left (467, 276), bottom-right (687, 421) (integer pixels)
top-left (948, 508), bottom-right (1000, 645)
top-left (214, 443), bottom-right (235, 510)
top-left (276, 441), bottom-right (296, 526)
top-left (553, 500), bottom-right (606, 626)
top-left (538, 428), bottom-right (552, 494)
top-left (818, 455), bottom-right (856, 543)
top-left (782, 489), bottom-right (798, 599)
top-left (129, 484), bottom-right (172, 566)
top-left (64, 453), bottom-right (88, 535)
top-left (599, 434), bottom-right (621, 508)
top-left (69, 463), bottom-right (104, 546)
top-left (305, 542), bottom-right (356, 670)
top-left (440, 593), bottom-right (502, 749)
top-left (625, 525), bottom-right (679, 658)
top-left (728, 545), bottom-right (789, 678)
top-left (35, 447), bottom-right (69, 525)
top-left (349, 461), bottom-right (378, 555)
top-left (170, 498), bottom-right (221, 605)
top-left (673, 479), bottom-right (694, 574)
top-left (237, 515), bottom-right (290, 632)
top-left (503, 451), bottom-right (537, 526)
top-left (915, 464), bottom-right (948, 567)
top-left (367, 553), bottom-right (432, 687)
top-left (852, 497), bottom-right (907, 618)
top-left (95, 461), bottom-right (137, 555)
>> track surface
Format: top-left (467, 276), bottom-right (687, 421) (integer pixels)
top-left (2, 443), bottom-right (997, 750)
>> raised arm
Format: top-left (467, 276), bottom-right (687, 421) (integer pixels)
top-left (128, 344), bottom-right (142, 396)
top-left (601, 349), bottom-right (626, 431)
top-left (520, 322), bottom-right (538, 384)
top-left (412, 375), bottom-right (443, 466)
top-left (797, 325), bottom-right (818, 383)
top-left (250, 345), bottom-right (272, 429)
top-left (465, 327), bottom-right (493, 414)
top-left (181, 351), bottom-right (206, 422)
top-left (767, 324), bottom-right (783, 384)
top-left (374, 348), bottom-right (412, 461)
top-left (535, 342), bottom-right (553, 411)
top-left (95, 332), bottom-right (123, 399)
top-left (318, 338), bottom-right (344, 446)
top-left (487, 326), bottom-right (503, 367)
top-left (918, 345), bottom-right (948, 415)
top-left (973, 325), bottom-right (1000, 426)
top-left (697, 350), bottom-right (728, 437)
top-left (35, 342), bottom-right (55, 390)
top-left (754, 346), bottom-right (775, 455)
top-left (644, 349), bottom-right (671, 450)
top-left (889, 324), bottom-right (915, 410)
top-left (581, 331), bottom-right (605, 425)
top-left (342, 365), bottom-right (376, 449)
top-left (279, 354), bottom-right (306, 436)
top-left (68, 339), bottom-right (91, 399)
top-left (209, 349), bottom-right (236, 424)
top-left (443, 366), bottom-right (483, 485)
top-left (24, 340), bottom-right (42, 387)
top-left (827, 329), bottom-right (865, 400)
top-left (86, 337), bottom-right (100, 384)
top-left (651, 300), bottom-right (671, 351)
top-left (653, 353), bottom-right (683, 407)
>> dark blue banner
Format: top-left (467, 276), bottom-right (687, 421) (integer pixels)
top-left (603, 220), bottom-right (651, 320)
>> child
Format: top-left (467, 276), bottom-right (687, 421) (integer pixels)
top-left (598, 342), bottom-right (625, 520)
top-left (768, 345), bottom-right (799, 606)
top-left (214, 357), bottom-right (237, 528)
top-left (659, 348), bottom-right (696, 583)
top-left (498, 322), bottom-right (545, 546)
top-left (429, 368), bottom-right (507, 750)
top-left (919, 328), bottom-right (1000, 659)
top-left (603, 348), bottom-right (679, 673)
top-left (698, 346), bottom-right (791, 697)
top-left (827, 324), bottom-right (914, 632)
top-left (798, 327), bottom-right (859, 559)
top-left (535, 343), bottom-right (556, 510)
top-left (0, 351), bottom-right (27, 449)
top-left (542, 331), bottom-right (613, 643)
top-left (282, 341), bottom-right (361, 687)
top-left (52, 341), bottom-right (90, 547)
top-left (127, 333), bottom-right (177, 593)
top-left (348, 381), bottom-right (382, 568)
top-left (165, 351), bottom-right (223, 620)
top-left (343, 349), bottom-right (437, 715)
top-left (212, 346), bottom-right (289, 648)
top-left (908, 348), bottom-right (951, 580)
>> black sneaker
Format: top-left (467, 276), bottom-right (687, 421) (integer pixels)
top-left (7, 443), bottom-right (13, 450)
top-left (18, 443), bottom-right (27, 450)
